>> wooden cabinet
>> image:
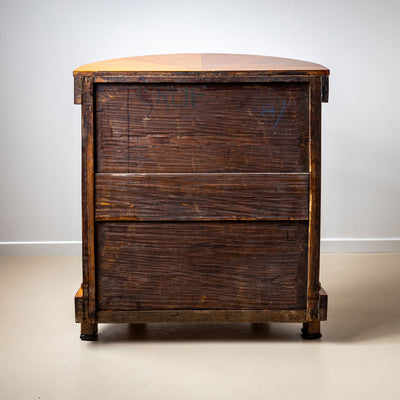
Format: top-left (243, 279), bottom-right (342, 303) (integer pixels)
top-left (74, 53), bottom-right (329, 340)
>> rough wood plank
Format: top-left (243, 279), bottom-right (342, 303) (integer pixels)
top-left (95, 83), bottom-right (309, 173)
top-left (321, 75), bottom-right (329, 103)
top-left (307, 76), bottom-right (322, 321)
top-left (95, 173), bottom-right (309, 221)
top-left (95, 221), bottom-right (308, 311)
top-left (93, 74), bottom-right (311, 84)
top-left (96, 310), bottom-right (307, 324)
top-left (81, 76), bottom-right (96, 322)
top-left (74, 75), bottom-right (82, 104)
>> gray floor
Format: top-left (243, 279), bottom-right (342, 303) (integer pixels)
top-left (0, 253), bottom-right (399, 399)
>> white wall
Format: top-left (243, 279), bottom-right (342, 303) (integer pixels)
top-left (1, 0), bottom-right (399, 254)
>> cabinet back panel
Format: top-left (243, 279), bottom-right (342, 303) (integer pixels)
top-left (95, 83), bottom-right (309, 173)
top-left (96, 221), bottom-right (308, 311)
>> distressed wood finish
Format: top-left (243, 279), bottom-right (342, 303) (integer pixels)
top-left (321, 75), bottom-right (329, 103)
top-left (93, 75), bottom-right (311, 84)
top-left (95, 173), bottom-right (309, 221)
top-left (318, 287), bottom-right (328, 321)
top-left (96, 222), bottom-right (308, 311)
top-left (307, 77), bottom-right (322, 323)
top-left (95, 83), bottom-right (309, 173)
top-left (81, 77), bottom-right (96, 324)
top-left (74, 76), bottom-right (82, 104)
top-left (74, 54), bottom-right (329, 340)
top-left (96, 310), bottom-right (307, 324)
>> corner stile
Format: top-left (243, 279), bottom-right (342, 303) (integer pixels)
top-left (81, 76), bottom-right (96, 322)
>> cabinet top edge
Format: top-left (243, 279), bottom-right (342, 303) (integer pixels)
top-left (73, 53), bottom-right (330, 76)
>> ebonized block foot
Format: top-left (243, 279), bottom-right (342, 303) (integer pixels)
top-left (80, 333), bottom-right (97, 341)
top-left (80, 322), bottom-right (98, 341)
top-left (302, 320), bottom-right (321, 340)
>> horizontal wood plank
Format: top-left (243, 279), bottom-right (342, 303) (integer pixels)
top-left (96, 221), bottom-right (308, 311)
top-left (96, 310), bottom-right (308, 324)
top-left (95, 83), bottom-right (309, 173)
top-left (95, 173), bottom-right (309, 221)
top-left (93, 74), bottom-right (311, 84)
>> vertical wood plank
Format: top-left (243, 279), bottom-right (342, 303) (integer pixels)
top-left (321, 76), bottom-right (329, 103)
top-left (307, 76), bottom-right (322, 321)
top-left (81, 76), bottom-right (96, 322)
top-left (74, 75), bottom-right (82, 104)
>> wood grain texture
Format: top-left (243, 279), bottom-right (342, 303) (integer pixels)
top-left (74, 76), bottom-right (82, 104)
top-left (95, 83), bottom-right (309, 173)
top-left (321, 75), bottom-right (329, 103)
top-left (74, 53), bottom-right (329, 76)
top-left (96, 310), bottom-right (307, 324)
top-left (319, 287), bottom-right (328, 321)
top-left (95, 221), bottom-right (308, 311)
top-left (81, 77), bottom-right (96, 322)
top-left (75, 54), bottom-right (329, 337)
top-left (307, 76), bottom-right (322, 321)
top-left (93, 75), bottom-right (311, 84)
top-left (95, 173), bottom-right (309, 221)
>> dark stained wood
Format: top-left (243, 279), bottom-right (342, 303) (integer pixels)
top-left (321, 75), bottom-right (329, 103)
top-left (96, 310), bottom-right (307, 324)
top-left (80, 321), bottom-right (98, 341)
top-left (75, 53), bottom-right (329, 339)
top-left (319, 287), bottom-right (328, 321)
top-left (95, 173), bottom-right (309, 221)
top-left (74, 53), bottom-right (329, 76)
top-left (302, 320), bottom-right (321, 339)
top-left (95, 83), bottom-right (309, 173)
top-left (81, 76), bottom-right (96, 322)
top-left (95, 221), bottom-right (308, 311)
top-left (93, 75), bottom-right (311, 84)
top-left (74, 75), bottom-right (82, 105)
top-left (307, 76), bottom-right (322, 322)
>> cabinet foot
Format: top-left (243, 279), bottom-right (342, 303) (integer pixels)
top-left (301, 320), bottom-right (321, 340)
top-left (80, 322), bottom-right (98, 341)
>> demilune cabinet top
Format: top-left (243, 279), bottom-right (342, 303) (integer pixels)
top-left (74, 54), bottom-right (329, 341)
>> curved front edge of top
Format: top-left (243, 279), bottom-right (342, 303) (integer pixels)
top-left (73, 53), bottom-right (330, 77)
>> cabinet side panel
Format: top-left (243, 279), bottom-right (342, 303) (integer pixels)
top-left (95, 83), bottom-right (309, 173)
top-left (96, 222), bottom-right (308, 311)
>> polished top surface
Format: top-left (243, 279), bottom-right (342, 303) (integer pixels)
top-left (74, 53), bottom-right (329, 75)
